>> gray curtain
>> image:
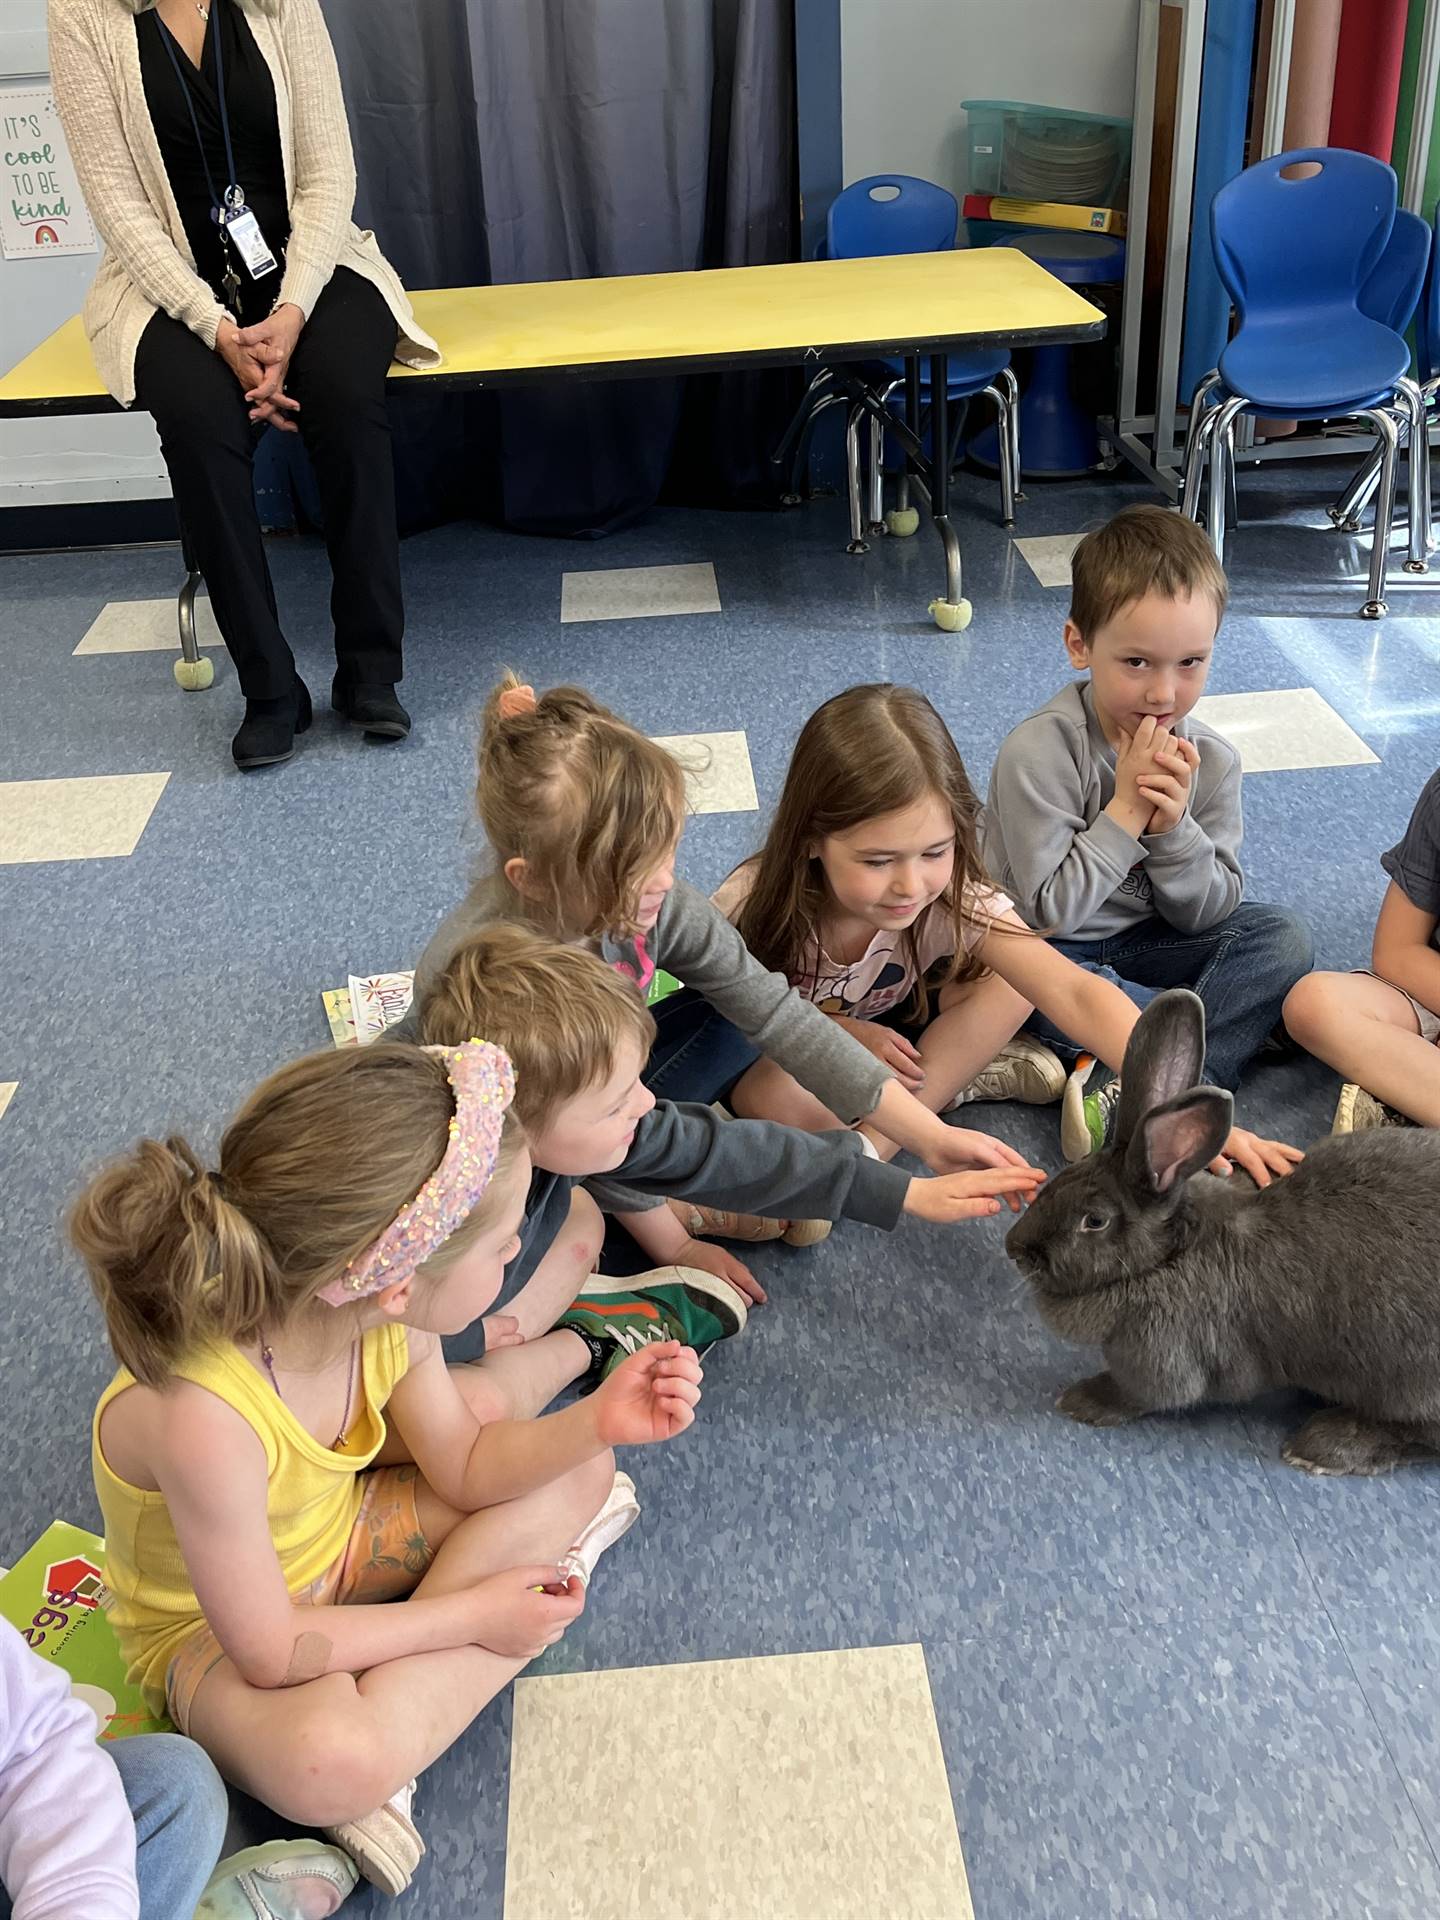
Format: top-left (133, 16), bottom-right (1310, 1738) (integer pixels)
top-left (320, 0), bottom-right (797, 534)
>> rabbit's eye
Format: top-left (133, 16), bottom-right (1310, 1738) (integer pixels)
top-left (1079, 1211), bottom-right (1110, 1233)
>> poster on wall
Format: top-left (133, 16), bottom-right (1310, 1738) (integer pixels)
top-left (1, 83), bottom-right (96, 260)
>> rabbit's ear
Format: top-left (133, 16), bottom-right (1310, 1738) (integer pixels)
top-left (1126, 1088), bottom-right (1233, 1194)
top-left (1112, 990), bottom-right (1207, 1146)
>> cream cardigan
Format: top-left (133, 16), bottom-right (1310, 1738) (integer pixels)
top-left (47, 0), bottom-right (441, 404)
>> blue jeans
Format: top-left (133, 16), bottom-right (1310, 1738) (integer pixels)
top-left (0, 1732), bottom-right (230, 1920)
top-left (644, 987), bottom-right (760, 1106)
top-left (1024, 902), bottom-right (1314, 1092)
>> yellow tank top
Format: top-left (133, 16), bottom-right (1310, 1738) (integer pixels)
top-left (92, 1321), bottom-right (409, 1717)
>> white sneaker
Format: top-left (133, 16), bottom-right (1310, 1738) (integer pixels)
top-left (946, 1033), bottom-right (1067, 1109)
top-left (324, 1779), bottom-right (424, 1898)
top-left (559, 1471), bottom-right (640, 1587)
top-left (1332, 1082), bottom-right (1415, 1133)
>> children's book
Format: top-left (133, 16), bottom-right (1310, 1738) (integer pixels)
top-left (321, 972), bottom-right (415, 1047)
top-left (646, 969), bottom-right (682, 1005)
top-left (0, 1521), bottom-right (169, 1741)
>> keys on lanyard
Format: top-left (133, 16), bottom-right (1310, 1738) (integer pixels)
top-left (158, 4), bottom-right (278, 315)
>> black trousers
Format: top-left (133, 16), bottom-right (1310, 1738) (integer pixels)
top-left (134, 268), bottom-right (404, 701)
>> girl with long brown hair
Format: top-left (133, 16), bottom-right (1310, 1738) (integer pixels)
top-left (718, 684), bottom-right (1146, 1157)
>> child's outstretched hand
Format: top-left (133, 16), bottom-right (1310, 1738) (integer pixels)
top-left (922, 1124), bottom-right (1036, 1176)
top-left (832, 1013), bottom-right (927, 1091)
top-left (904, 1164), bottom-right (1047, 1222)
top-left (471, 1568), bottom-right (585, 1659)
top-left (591, 1341), bottom-right (703, 1446)
top-left (1211, 1125), bottom-right (1303, 1188)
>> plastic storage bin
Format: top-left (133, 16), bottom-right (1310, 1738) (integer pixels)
top-left (962, 100), bottom-right (1132, 207)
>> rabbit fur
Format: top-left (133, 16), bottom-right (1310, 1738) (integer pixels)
top-left (1004, 987), bottom-right (1440, 1476)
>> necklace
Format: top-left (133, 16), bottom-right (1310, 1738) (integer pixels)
top-left (259, 1336), bottom-right (360, 1452)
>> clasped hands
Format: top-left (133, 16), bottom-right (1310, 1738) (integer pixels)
top-left (1113, 716), bottom-right (1200, 836)
top-left (214, 301), bottom-right (305, 432)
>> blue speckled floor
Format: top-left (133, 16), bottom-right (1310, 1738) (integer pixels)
top-left (4, 458), bottom-right (1440, 1918)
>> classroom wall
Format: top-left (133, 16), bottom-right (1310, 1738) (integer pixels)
top-left (0, 0), bottom-right (167, 512)
top-left (838, 0), bottom-right (1141, 208)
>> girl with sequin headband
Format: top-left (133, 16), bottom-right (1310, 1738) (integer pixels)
top-left (70, 1039), bottom-right (703, 1900)
top-left (400, 670), bottom-right (1041, 1314)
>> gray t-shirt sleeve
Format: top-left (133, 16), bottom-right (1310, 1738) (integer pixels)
top-left (984, 713), bottom-right (1144, 936)
top-left (655, 880), bottom-right (891, 1123)
top-left (1381, 771), bottom-right (1440, 917)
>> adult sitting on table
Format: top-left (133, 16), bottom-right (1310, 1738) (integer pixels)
top-left (48, 0), bottom-right (440, 770)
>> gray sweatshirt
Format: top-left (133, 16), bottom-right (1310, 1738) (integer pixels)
top-left (983, 681), bottom-right (1244, 941)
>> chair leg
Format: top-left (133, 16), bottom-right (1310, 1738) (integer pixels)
top-left (1181, 403), bottom-right (1218, 521)
top-left (1399, 375), bottom-right (1430, 574)
top-left (1181, 371), bottom-right (1223, 493)
top-left (1330, 443), bottom-right (1383, 531)
top-left (867, 407), bottom-right (886, 534)
top-left (1206, 397), bottom-right (1248, 568)
top-left (1358, 406), bottom-right (1400, 617)
top-left (845, 401), bottom-right (869, 554)
top-left (983, 383), bottom-right (1016, 526)
top-left (772, 368), bottom-right (832, 470)
top-left (998, 366), bottom-right (1024, 501)
top-left (786, 389), bottom-right (844, 502)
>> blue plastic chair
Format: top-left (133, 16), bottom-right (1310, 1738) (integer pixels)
top-left (1326, 205), bottom-right (1435, 535)
top-left (1180, 148), bottom-right (1427, 617)
top-left (770, 175), bottom-right (1021, 546)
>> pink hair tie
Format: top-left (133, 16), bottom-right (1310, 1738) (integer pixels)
top-left (317, 1039), bottom-right (515, 1307)
top-left (496, 683), bottom-right (537, 719)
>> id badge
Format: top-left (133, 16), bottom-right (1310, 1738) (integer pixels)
top-left (223, 207), bottom-right (278, 280)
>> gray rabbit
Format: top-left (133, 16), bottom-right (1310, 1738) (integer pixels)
top-left (1005, 987), bottom-right (1440, 1475)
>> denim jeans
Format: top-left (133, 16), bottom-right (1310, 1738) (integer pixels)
top-left (0, 1731), bottom-right (231, 1920)
top-left (644, 987), bottom-right (760, 1106)
top-left (1024, 902), bottom-right (1315, 1092)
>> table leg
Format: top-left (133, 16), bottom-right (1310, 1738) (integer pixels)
top-left (173, 522), bottom-right (213, 691)
top-left (925, 352), bottom-right (970, 631)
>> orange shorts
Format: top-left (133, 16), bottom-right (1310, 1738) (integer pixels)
top-left (165, 1463), bottom-right (434, 1734)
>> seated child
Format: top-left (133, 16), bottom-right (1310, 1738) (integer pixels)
top-left (401, 673), bottom-right (1036, 1277)
top-left (984, 504), bottom-right (1314, 1151)
top-left (70, 1039), bottom-right (703, 1899)
top-left (418, 922), bottom-right (1046, 1413)
top-left (1284, 767), bottom-right (1440, 1130)
top-left (716, 681), bottom-right (1296, 1187)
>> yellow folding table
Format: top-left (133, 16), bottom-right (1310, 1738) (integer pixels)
top-left (0, 249), bottom-right (1102, 681)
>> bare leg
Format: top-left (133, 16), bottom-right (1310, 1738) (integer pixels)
top-left (501, 1187), bottom-right (604, 1343)
top-left (1283, 971), bottom-right (1440, 1126)
top-left (184, 1450), bottom-right (614, 1828)
top-left (730, 976), bottom-right (1031, 1163)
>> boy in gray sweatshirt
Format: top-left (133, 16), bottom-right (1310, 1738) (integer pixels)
top-left (984, 506), bottom-right (1312, 1144)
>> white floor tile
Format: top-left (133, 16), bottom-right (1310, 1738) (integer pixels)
top-left (1013, 531), bottom-right (1085, 589)
top-left (0, 1085), bottom-right (15, 1124)
top-left (1190, 687), bottom-right (1379, 774)
top-left (505, 1644), bottom-right (971, 1920)
top-left (651, 729), bottom-right (758, 814)
top-left (74, 598), bottom-right (223, 656)
top-left (0, 774), bottom-right (171, 864)
top-left (560, 561), bottom-right (721, 623)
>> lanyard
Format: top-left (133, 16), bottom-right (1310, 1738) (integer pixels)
top-left (157, 4), bottom-right (243, 224)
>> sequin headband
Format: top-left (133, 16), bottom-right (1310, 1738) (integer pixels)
top-left (317, 1038), bottom-right (516, 1306)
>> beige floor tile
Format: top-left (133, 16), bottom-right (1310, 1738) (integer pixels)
top-left (560, 561), bottom-right (721, 623)
top-left (74, 598), bottom-right (223, 655)
top-left (0, 1085), bottom-right (15, 1124)
top-left (651, 729), bottom-right (758, 814)
top-left (505, 1644), bottom-right (971, 1920)
top-left (1191, 687), bottom-right (1379, 774)
top-left (0, 774), bottom-right (171, 865)
top-left (1013, 531), bottom-right (1086, 588)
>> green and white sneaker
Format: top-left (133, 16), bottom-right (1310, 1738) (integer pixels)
top-left (559, 1267), bottom-right (749, 1382)
top-left (1060, 1056), bottom-right (1123, 1162)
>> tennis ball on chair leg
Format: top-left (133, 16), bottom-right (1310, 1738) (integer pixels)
top-left (930, 597), bottom-right (973, 632)
top-left (174, 656), bottom-right (215, 690)
top-left (885, 506), bottom-right (920, 536)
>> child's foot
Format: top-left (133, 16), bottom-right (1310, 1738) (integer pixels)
top-left (1332, 1082), bottom-right (1416, 1134)
top-left (946, 1034), bottom-right (1067, 1108)
top-left (559, 1470), bottom-right (641, 1586)
top-left (559, 1267), bottom-right (748, 1381)
top-left (673, 1198), bottom-right (831, 1247)
top-left (1061, 1057), bottom-right (1122, 1161)
top-left (198, 1841), bottom-right (358, 1919)
top-left (324, 1780), bottom-right (424, 1897)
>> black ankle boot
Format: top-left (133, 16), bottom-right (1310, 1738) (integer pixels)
top-left (232, 676), bottom-right (312, 770)
top-left (332, 671), bottom-right (410, 740)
